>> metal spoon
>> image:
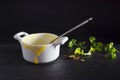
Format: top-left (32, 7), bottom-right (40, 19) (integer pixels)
top-left (50, 17), bottom-right (93, 43)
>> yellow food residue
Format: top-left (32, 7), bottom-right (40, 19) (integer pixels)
top-left (22, 43), bottom-right (46, 55)
top-left (33, 57), bottom-right (39, 64)
top-left (22, 43), bottom-right (47, 64)
top-left (35, 46), bottom-right (46, 56)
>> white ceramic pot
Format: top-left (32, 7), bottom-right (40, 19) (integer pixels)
top-left (14, 32), bottom-right (68, 64)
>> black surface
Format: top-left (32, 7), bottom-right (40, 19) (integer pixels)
top-left (0, 44), bottom-right (120, 80)
top-left (0, 0), bottom-right (120, 44)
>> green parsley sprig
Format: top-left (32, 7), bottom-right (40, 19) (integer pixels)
top-left (68, 36), bottom-right (119, 59)
top-left (105, 42), bottom-right (119, 59)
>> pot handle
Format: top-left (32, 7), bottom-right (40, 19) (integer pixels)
top-left (14, 31), bottom-right (29, 42)
top-left (53, 36), bottom-right (68, 47)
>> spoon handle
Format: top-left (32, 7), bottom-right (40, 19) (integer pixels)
top-left (50, 17), bottom-right (93, 43)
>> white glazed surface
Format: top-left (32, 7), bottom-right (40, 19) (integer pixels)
top-left (22, 44), bottom-right (60, 63)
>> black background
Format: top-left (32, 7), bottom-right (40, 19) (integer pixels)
top-left (0, 1), bottom-right (120, 80)
top-left (0, 0), bottom-right (120, 44)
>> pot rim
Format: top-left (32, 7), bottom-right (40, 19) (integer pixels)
top-left (21, 32), bottom-right (58, 46)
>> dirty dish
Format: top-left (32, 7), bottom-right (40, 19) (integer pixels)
top-left (14, 32), bottom-right (68, 64)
